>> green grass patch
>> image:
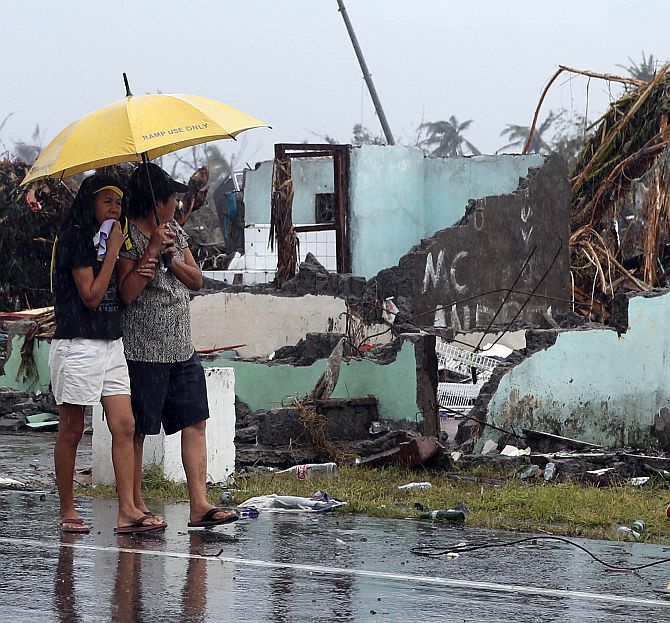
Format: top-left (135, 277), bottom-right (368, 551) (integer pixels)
top-left (81, 465), bottom-right (670, 543)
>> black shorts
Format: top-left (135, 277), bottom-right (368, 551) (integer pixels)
top-left (127, 352), bottom-right (209, 436)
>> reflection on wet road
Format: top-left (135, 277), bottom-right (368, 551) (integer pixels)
top-left (1, 492), bottom-right (669, 621)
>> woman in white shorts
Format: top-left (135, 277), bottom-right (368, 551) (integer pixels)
top-left (49, 174), bottom-right (165, 534)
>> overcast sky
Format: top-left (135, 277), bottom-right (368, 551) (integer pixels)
top-left (3, 0), bottom-right (670, 172)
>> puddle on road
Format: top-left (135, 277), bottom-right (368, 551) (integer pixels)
top-left (0, 492), bottom-right (669, 621)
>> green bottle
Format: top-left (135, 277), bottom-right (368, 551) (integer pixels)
top-left (418, 504), bottom-right (468, 522)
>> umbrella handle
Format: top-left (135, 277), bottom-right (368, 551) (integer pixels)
top-left (161, 251), bottom-right (173, 271)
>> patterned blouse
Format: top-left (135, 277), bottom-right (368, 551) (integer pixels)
top-left (120, 220), bottom-right (194, 363)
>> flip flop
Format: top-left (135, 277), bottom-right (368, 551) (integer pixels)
top-left (59, 517), bottom-right (91, 534)
top-left (114, 514), bottom-right (168, 535)
top-left (188, 508), bottom-right (239, 528)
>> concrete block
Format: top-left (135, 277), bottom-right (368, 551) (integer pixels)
top-left (92, 367), bottom-right (236, 485)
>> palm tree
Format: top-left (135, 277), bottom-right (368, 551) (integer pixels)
top-left (419, 116), bottom-right (481, 157)
top-left (351, 123), bottom-right (386, 146)
top-left (617, 52), bottom-right (657, 82)
top-left (499, 111), bottom-right (560, 154)
top-left (13, 124), bottom-right (43, 164)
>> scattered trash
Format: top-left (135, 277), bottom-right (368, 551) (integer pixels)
top-left (278, 462), bottom-right (338, 480)
top-left (418, 503), bottom-right (469, 523)
top-left (616, 525), bottom-right (641, 541)
top-left (25, 413), bottom-right (59, 430)
top-left (543, 462), bottom-right (557, 481)
top-left (629, 477), bottom-right (650, 486)
top-left (450, 451), bottom-right (462, 462)
top-left (0, 477), bottom-right (25, 488)
top-left (643, 464), bottom-right (670, 481)
top-left (587, 468), bottom-right (614, 476)
top-left (445, 552), bottom-right (460, 559)
top-left (397, 482), bottom-right (432, 491)
top-left (382, 297), bottom-right (399, 324)
top-left (220, 491), bottom-right (233, 504)
top-left (666, 503), bottom-right (670, 519)
top-left (481, 440), bottom-right (498, 455)
top-left (519, 464), bottom-right (542, 480)
top-left (239, 507), bottom-right (260, 519)
top-left (335, 538), bottom-right (347, 546)
top-left (237, 493), bottom-right (346, 513)
top-left (369, 421), bottom-right (387, 435)
top-left (500, 445), bottom-right (531, 457)
top-left (632, 519), bottom-right (646, 534)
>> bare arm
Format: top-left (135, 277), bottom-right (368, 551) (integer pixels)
top-left (117, 255), bottom-right (158, 305)
top-left (170, 246), bottom-right (203, 291)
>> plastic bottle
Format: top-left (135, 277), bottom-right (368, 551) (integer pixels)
top-left (239, 507), bottom-right (259, 518)
top-left (278, 463), bottom-right (339, 480)
top-left (616, 525), bottom-right (640, 540)
top-left (632, 519), bottom-right (645, 534)
top-left (397, 482), bottom-right (432, 491)
top-left (543, 463), bottom-right (557, 481)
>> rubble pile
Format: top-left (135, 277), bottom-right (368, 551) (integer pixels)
top-left (0, 159), bottom-right (76, 311)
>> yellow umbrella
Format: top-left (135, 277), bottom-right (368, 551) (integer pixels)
top-left (21, 77), bottom-right (269, 186)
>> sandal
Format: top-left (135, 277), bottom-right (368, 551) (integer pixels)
top-left (188, 508), bottom-right (239, 528)
top-left (114, 513), bottom-right (168, 534)
top-left (59, 517), bottom-right (91, 534)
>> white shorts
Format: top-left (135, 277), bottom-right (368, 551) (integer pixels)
top-left (49, 337), bottom-right (131, 406)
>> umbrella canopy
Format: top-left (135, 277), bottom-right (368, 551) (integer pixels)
top-left (21, 93), bottom-right (269, 186)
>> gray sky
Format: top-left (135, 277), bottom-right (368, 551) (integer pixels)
top-left (3, 0), bottom-right (670, 171)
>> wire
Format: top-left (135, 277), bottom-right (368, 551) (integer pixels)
top-left (411, 535), bottom-right (670, 572)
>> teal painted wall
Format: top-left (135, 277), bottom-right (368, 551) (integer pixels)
top-left (350, 146), bottom-right (545, 278)
top-left (349, 146), bottom-right (426, 280)
top-left (206, 340), bottom-right (418, 421)
top-left (484, 293), bottom-right (670, 448)
top-left (0, 336), bottom-right (51, 393)
top-left (243, 146), bottom-right (544, 280)
top-left (244, 158), bottom-right (334, 225)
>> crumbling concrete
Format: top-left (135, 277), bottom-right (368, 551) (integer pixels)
top-left (210, 333), bottom-right (437, 437)
top-left (365, 155), bottom-right (572, 332)
top-left (470, 289), bottom-right (670, 451)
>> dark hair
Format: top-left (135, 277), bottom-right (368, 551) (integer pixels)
top-left (60, 174), bottom-right (123, 238)
top-left (126, 162), bottom-right (186, 218)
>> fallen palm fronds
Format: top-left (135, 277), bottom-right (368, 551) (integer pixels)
top-left (548, 63), bottom-right (670, 322)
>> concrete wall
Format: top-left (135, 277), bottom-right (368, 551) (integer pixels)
top-left (371, 154), bottom-right (571, 330)
top-left (0, 335), bottom-right (50, 393)
top-left (192, 292), bottom-right (359, 358)
top-left (93, 367), bottom-right (236, 485)
top-left (482, 292), bottom-right (670, 449)
top-left (349, 146), bottom-right (546, 279)
top-left (243, 158), bottom-right (334, 225)
top-left (206, 335), bottom-right (436, 430)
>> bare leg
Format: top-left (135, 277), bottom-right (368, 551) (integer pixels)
top-left (181, 421), bottom-right (232, 522)
top-left (133, 433), bottom-right (148, 512)
top-left (54, 403), bottom-right (84, 519)
top-left (101, 395), bottom-right (161, 528)
top-left (54, 403), bottom-right (85, 526)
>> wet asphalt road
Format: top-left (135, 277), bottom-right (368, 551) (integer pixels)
top-left (1, 490), bottom-right (670, 622)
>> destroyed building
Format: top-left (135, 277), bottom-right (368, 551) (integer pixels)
top-left (6, 72), bottom-right (670, 468)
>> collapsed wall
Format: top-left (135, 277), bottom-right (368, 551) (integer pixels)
top-left (366, 154), bottom-right (572, 332)
top-left (473, 290), bottom-right (670, 451)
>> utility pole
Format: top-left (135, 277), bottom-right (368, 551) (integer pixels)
top-left (336, 0), bottom-right (395, 145)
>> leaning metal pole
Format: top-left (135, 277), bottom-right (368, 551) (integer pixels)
top-left (336, 0), bottom-right (395, 145)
